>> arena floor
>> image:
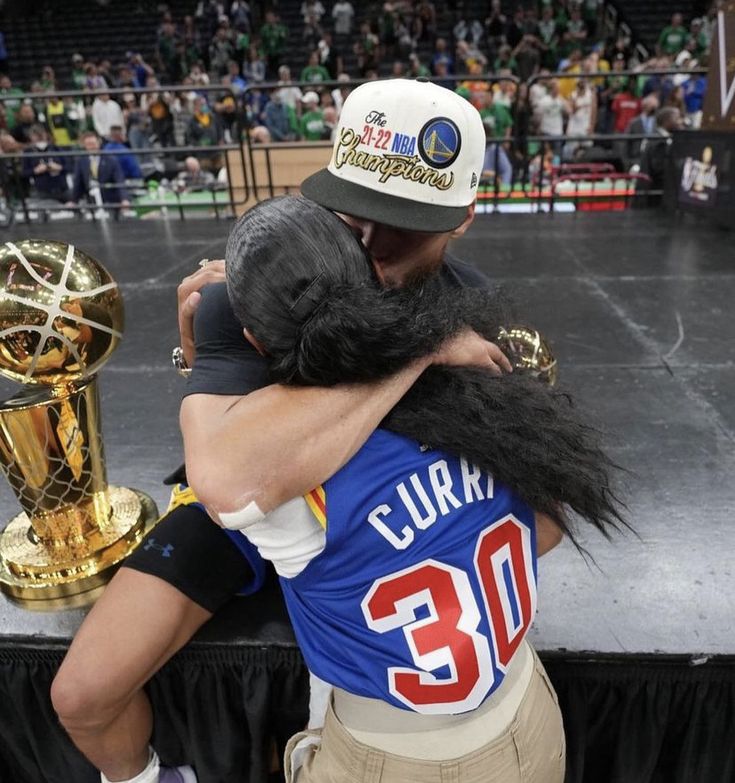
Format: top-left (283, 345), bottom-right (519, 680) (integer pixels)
top-left (0, 209), bottom-right (732, 658)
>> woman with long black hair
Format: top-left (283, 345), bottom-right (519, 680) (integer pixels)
top-left (204, 194), bottom-right (625, 783)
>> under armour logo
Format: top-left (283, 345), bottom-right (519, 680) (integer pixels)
top-left (143, 538), bottom-right (174, 558)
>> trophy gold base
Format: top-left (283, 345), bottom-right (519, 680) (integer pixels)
top-left (0, 486), bottom-right (159, 605)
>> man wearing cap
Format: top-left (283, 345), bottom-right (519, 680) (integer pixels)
top-left (299, 91), bottom-right (326, 140)
top-left (52, 80), bottom-right (509, 783)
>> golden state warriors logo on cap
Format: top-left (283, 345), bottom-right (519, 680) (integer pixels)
top-left (418, 117), bottom-right (462, 170)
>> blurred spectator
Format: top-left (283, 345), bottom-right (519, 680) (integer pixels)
top-left (407, 53), bottom-right (430, 79)
top-left (331, 73), bottom-right (351, 113)
top-left (332, 0), bottom-right (355, 37)
top-left (433, 61), bottom-right (453, 91)
top-left (479, 90), bottom-right (513, 141)
top-left (456, 39), bottom-right (487, 73)
top-left (176, 155), bottom-right (215, 190)
top-left (0, 75), bottom-right (23, 129)
top-left (214, 79), bottom-right (238, 141)
top-left (276, 66), bottom-right (303, 112)
top-left (303, 12), bottom-right (323, 52)
top-left (564, 78), bottom-right (597, 159)
top-left (610, 80), bottom-right (641, 133)
top-left (243, 44), bottom-right (266, 83)
top-left (183, 16), bottom-right (203, 64)
top-left (92, 94), bottom-right (124, 139)
top-left (505, 7), bottom-right (525, 49)
top-left (142, 78), bottom-right (175, 147)
top-left (122, 92), bottom-right (152, 152)
top-left (301, 50), bottom-right (330, 84)
top-left (226, 60), bottom-right (247, 95)
top-left (209, 24), bottom-right (235, 78)
top-left (103, 125), bottom-right (143, 179)
top-left (415, 1), bottom-right (437, 43)
top-left (391, 61), bottom-right (406, 79)
top-left (322, 105), bottom-right (338, 140)
top-left (70, 54), bottom-right (87, 90)
top-left (538, 5), bottom-right (560, 69)
top-left (299, 91), bottom-right (326, 140)
top-left (702, 3), bottom-right (718, 50)
top-left (69, 130), bottom-right (130, 208)
top-left (639, 106), bottom-right (683, 194)
top-left (512, 31), bottom-right (541, 82)
top-left (626, 94), bottom-right (659, 163)
top-left (260, 12), bottom-right (289, 78)
top-left (494, 44), bottom-right (518, 75)
top-left (535, 78), bottom-right (568, 150)
top-left (186, 96), bottom-right (222, 154)
top-left (115, 65), bottom-right (138, 91)
top-left (687, 18), bottom-right (708, 58)
top-left (493, 73), bottom-right (517, 109)
top-left (354, 21), bottom-right (380, 75)
top-left (46, 96), bottom-right (80, 147)
top-left (301, 0), bottom-right (326, 25)
top-left (11, 104), bottom-right (37, 146)
top-left (558, 48), bottom-right (583, 99)
top-left (229, 1), bottom-right (251, 31)
top-left (664, 85), bottom-right (687, 123)
top-left (85, 63), bottom-right (108, 91)
top-left (658, 13), bottom-right (687, 56)
top-left (22, 124), bottom-right (70, 201)
top-left (431, 38), bottom-right (453, 75)
top-left (683, 71), bottom-right (707, 129)
top-left (263, 91), bottom-right (298, 141)
top-left (566, 7), bottom-right (589, 46)
top-left (157, 19), bottom-right (179, 82)
top-left (196, 0), bottom-right (224, 40)
top-left (189, 63), bottom-right (211, 87)
top-left (482, 137), bottom-right (513, 185)
top-left (484, 0), bottom-right (507, 56)
top-left (318, 32), bottom-right (343, 79)
top-left (39, 66), bottom-right (56, 92)
top-left (129, 53), bottom-right (155, 89)
top-left (453, 18), bottom-right (483, 47)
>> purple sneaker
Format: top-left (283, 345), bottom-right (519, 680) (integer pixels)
top-left (158, 767), bottom-right (197, 783)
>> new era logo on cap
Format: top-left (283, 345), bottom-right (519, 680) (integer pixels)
top-left (301, 79), bottom-right (486, 232)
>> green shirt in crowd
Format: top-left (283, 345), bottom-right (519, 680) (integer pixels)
top-left (658, 25), bottom-right (687, 55)
top-left (480, 103), bottom-right (513, 140)
top-left (300, 64), bottom-right (331, 83)
top-left (0, 86), bottom-right (23, 128)
top-left (300, 109), bottom-right (326, 141)
top-left (260, 22), bottom-right (288, 56)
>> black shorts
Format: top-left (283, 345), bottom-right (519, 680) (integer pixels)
top-left (124, 503), bottom-right (257, 613)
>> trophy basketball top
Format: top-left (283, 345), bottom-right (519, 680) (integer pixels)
top-left (0, 240), bottom-right (123, 386)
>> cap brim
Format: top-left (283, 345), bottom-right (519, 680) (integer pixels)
top-left (301, 169), bottom-right (469, 233)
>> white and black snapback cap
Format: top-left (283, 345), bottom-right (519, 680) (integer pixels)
top-left (301, 78), bottom-right (486, 232)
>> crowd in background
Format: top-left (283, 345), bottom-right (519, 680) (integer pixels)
top-left (0, 0), bottom-right (719, 212)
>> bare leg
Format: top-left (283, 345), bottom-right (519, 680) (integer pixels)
top-left (51, 567), bottom-right (211, 781)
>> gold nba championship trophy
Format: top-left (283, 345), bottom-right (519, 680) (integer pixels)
top-left (497, 326), bottom-right (558, 386)
top-left (0, 240), bottom-right (158, 604)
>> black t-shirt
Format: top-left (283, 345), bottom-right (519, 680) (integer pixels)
top-left (185, 254), bottom-right (489, 398)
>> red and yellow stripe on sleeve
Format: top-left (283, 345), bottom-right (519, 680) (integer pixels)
top-left (304, 485), bottom-right (327, 529)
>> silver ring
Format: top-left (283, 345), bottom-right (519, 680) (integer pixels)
top-left (198, 258), bottom-right (210, 269)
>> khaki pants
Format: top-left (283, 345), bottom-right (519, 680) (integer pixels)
top-left (285, 650), bottom-right (566, 783)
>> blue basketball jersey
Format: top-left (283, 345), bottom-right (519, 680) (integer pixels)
top-left (280, 429), bottom-right (538, 716)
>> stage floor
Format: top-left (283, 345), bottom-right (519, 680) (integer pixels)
top-left (0, 210), bottom-right (732, 657)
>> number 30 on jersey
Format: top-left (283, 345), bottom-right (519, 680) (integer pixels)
top-left (361, 515), bottom-right (536, 714)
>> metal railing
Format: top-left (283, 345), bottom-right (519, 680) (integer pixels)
top-left (0, 66), bottom-right (710, 222)
top-left (0, 84), bottom-right (250, 223)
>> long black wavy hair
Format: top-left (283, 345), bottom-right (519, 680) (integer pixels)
top-left (226, 195), bottom-right (626, 545)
